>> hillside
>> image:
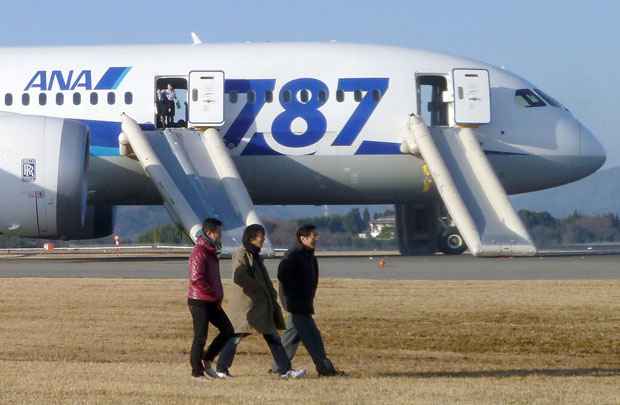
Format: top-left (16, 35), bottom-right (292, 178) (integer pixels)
top-left (511, 166), bottom-right (620, 217)
top-left (114, 166), bottom-right (620, 242)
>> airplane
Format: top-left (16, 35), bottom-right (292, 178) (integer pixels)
top-left (0, 41), bottom-right (606, 256)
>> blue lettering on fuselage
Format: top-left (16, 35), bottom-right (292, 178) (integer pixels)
top-left (49, 70), bottom-right (73, 91)
top-left (24, 67), bottom-right (131, 91)
top-left (223, 77), bottom-right (390, 155)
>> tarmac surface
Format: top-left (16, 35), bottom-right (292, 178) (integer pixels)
top-left (0, 254), bottom-right (619, 280)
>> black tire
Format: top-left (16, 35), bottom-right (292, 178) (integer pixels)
top-left (439, 227), bottom-right (467, 255)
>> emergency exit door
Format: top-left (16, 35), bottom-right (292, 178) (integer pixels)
top-left (188, 71), bottom-right (225, 127)
top-left (452, 69), bottom-right (491, 125)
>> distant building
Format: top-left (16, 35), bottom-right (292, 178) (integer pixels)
top-left (368, 216), bottom-right (396, 238)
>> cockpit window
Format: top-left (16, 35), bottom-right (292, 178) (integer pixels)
top-left (515, 89), bottom-right (546, 108)
top-left (533, 88), bottom-right (563, 108)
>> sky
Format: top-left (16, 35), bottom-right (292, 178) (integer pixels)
top-left (1, 0), bottom-right (619, 166)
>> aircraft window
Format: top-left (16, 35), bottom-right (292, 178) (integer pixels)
top-left (300, 89), bottom-right (310, 103)
top-left (56, 93), bottom-right (64, 105)
top-left (125, 92), bottom-right (133, 105)
top-left (4, 94), bottom-right (12, 106)
top-left (534, 88), bottom-right (563, 108)
top-left (514, 89), bottom-right (545, 108)
top-left (39, 93), bottom-right (47, 106)
top-left (229, 91), bottom-right (238, 103)
top-left (318, 90), bottom-right (327, 103)
top-left (90, 93), bottom-right (98, 105)
top-left (336, 90), bottom-right (344, 102)
top-left (372, 89), bottom-right (382, 102)
top-left (22, 93), bottom-right (30, 106)
top-left (247, 90), bottom-right (256, 104)
top-left (282, 90), bottom-right (291, 103)
top-left (265, 90), bottom-right (273, 103)
top-left (73, 93), bottom-right (81, 105)
top-left (107, 92), bottom-right (116, 105)
top-left (354, 90), bottom-right (363, 102)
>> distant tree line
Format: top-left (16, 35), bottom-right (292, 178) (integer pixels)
top-left (264, 208), bottom-right (397, 250)
top-left (3, 208), bottom-right (620, 250)
top-left (519, 210), bottom-right (620, 247)
top-left (136, 224), bottom-right (192, 245)
top-left (294, 208), bottom-right (370, 234)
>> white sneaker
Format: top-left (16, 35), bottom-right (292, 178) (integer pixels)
top-left (280, 369), bottom-right (307, 379)
top-left (205, 367), bottom-right (228, 379)
top-left (217, 370), bottom-right (234, 379)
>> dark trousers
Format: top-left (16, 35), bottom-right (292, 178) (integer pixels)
top-left (188, 300), bottom-right (234, 377)
top-left (168, 103), bottom-right (175, 125)
top-left (164, 101), bottom-right (175, 126)
top-left (276, 313), bottom-right (335, 375)
top-left (217, 332), bottom-right (292, 375)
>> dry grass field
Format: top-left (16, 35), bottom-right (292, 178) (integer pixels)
top-left (1, 278), bottom-right (619, 404)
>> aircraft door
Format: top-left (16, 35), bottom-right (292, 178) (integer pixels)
top-left (452, 69), bottom-right (491, 125)
top-left (155, 76), bottom-right (188, 128)
top-left (416, 75), bottom-right (450, 127)
top-left (188, 71), bottom-right (225, 127)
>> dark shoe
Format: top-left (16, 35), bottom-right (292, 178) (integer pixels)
top-left (317, 358), bottom-right (341, 377)
top-left (318, 369), bottom-right (347, 377)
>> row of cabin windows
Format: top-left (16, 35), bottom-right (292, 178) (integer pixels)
top-left (3, 92), bottom-right (134, 107)
top-left (227, 89), bottom-right (383, 104)
top-left (2, 88), bottom-right (382, 107)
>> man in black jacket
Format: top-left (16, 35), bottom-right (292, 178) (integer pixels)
top-left (276, 224), bottom-right (341, 376)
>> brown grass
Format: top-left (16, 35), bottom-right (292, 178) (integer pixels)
top-left (1, 278), bottom-right (619, 404)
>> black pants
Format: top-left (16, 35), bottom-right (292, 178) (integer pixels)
top-left (218, 332), bottom-right (292, 375)
top-left (164, 101), bottom-right (175, 126)
top-left (276, 313), bottom-right (335, 375)
top-left (188, 299), bottom-right (234, 377)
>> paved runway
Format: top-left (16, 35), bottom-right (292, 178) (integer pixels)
top-left (0, 254), bottom-right (619, 280)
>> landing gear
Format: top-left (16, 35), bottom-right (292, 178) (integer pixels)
top-left (396, 201), bottom-right (441, 255)
top-left (396, 202), bottom-right (468, 255)
top-left (438, 226), bottom-right (467, 255)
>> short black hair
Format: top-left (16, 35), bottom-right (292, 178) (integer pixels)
top-left (203, 218), bottom-right (223, 233)
top-left (296, 224), bottom-right (317, 243)
top-left (243, 224), bottom-right (265, 249)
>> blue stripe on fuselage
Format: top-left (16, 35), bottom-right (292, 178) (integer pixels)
top-left (81, 119), bottom-right (155, 156)
top-left (355, 141), bottom-right (402, 155)
top-left (94, 67), bottom-right (132, 90)
top-left (82, 119), bottom-right (531, 158)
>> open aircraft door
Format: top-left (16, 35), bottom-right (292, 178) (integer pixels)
top-left (188, 71), bottom-right (225, 127)
top-left (452, 69), bottom-right (491, 125)
top-left (120, 69), bottom-right (272, 253)
top-left (405, 69), bottom-right (536, 256)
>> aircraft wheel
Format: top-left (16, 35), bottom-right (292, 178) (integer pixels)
top-left (439, 227), bottom-right (467, 255)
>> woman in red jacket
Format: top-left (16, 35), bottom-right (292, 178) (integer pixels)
top-left (187, 218), bottom-right (234, 380)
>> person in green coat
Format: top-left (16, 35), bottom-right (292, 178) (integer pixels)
top-left (216, 224), bottom-right (306, 379)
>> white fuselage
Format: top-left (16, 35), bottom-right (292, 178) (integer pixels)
top-left (0, 42), bottom-right (606, 205)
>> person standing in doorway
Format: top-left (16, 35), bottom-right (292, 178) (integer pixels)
top-left (161, 84), bottom-right (179, 127)
top-left (187, 218), bottom-right (234, 380)
top-left (155, 88), bottom-right (166, 128)
top-left (217, 224), bottom-right (307, 379)
top-left (276, 224), bottom-right (343, 377)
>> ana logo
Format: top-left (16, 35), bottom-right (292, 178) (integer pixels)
top-left (24, 67), bottom-right (131, 91)
top-left (22, 159), bottom-right (36, 182)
